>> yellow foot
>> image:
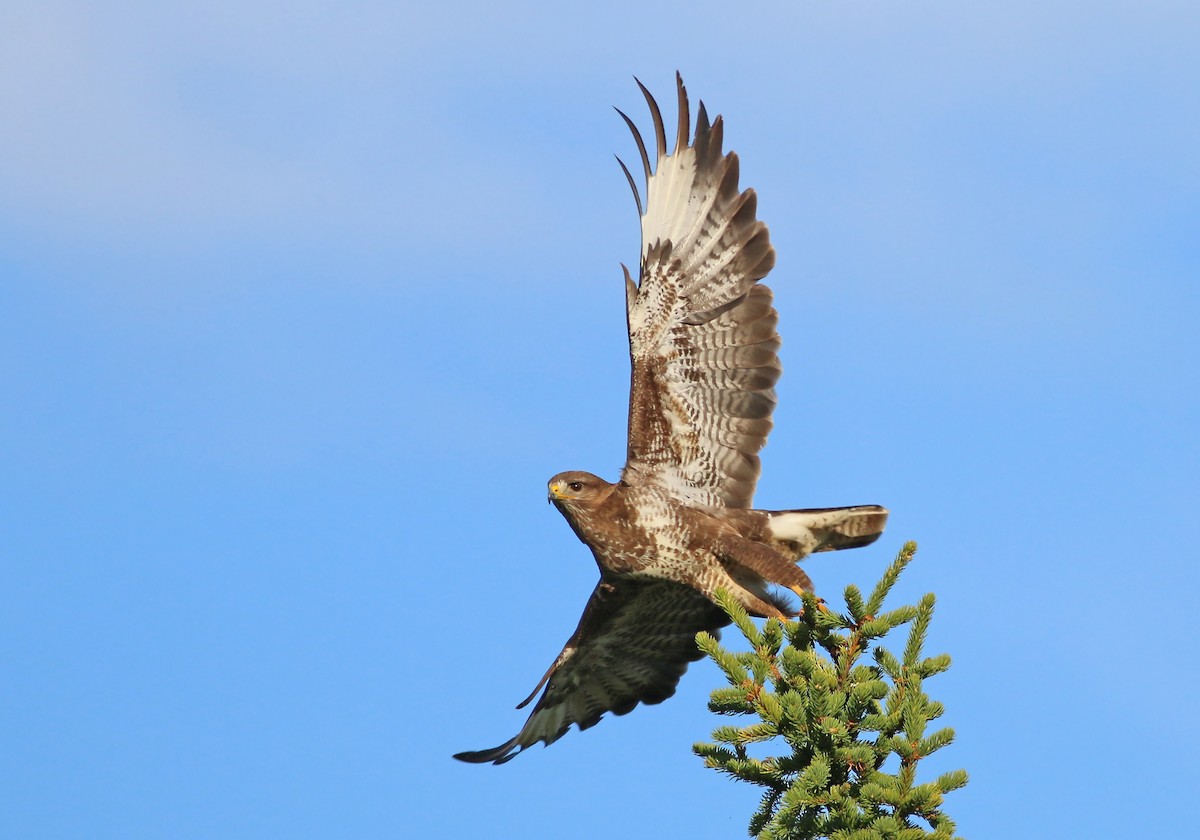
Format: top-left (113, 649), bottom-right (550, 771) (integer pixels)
top-left (790, 585), bottom-right (830, 614)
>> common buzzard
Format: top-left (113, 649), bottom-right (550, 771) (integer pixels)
top-left (454, 74), bottom-right (887, 765)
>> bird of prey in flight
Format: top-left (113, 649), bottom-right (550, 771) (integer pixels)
top-left (454, 74), bottom-right (887, 765)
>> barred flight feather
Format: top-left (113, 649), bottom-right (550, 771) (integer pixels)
top-left (622, 73), bottom-right (780, 509)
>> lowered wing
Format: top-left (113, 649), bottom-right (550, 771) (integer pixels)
top-left (452, 577), bottom-right (728, 765)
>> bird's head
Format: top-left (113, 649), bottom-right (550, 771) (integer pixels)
top-left (547, 471), bottom-right (611, 508)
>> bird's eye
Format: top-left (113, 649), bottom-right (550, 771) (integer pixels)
top-left (568, 481), bottom-right (583, 492)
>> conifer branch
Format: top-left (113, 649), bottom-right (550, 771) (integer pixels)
top-left (695, 543), bottom-right (967, 839)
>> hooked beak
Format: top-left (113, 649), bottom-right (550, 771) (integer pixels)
top-left (548, 481), bottom-right (565, 502)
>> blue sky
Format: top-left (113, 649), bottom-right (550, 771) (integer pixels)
top-left (3, 2), bottom-right (1197, 837)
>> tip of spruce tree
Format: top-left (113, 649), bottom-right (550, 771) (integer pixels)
top-left (694, 541), bottom-right (967, 839)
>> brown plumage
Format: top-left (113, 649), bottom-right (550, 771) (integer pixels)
top-left (453, 74), bottom-right (887, 765)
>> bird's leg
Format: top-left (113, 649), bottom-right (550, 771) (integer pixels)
top-left (718, 535), bottom-right (813, 590)
top-left (702, 563), bottom-right (793, 621)
top-left (790, 588), bottom-right (832, 615)
top-left (716, 535), bottom-right (823, 618)
top-left (784, 583), bottom-right (831, 614)
top-left (747, 594), bottom-right (791, 622)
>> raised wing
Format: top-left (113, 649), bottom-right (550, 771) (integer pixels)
top-left (452, 577), bottom-right (728, 765)
top-left (618, 73), bottom-right (780, 509)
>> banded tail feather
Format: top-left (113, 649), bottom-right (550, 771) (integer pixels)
top-left (765, 505), bottom-right (889, 557)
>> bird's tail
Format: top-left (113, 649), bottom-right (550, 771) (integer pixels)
top-left (764, 505), bottom-right (889, 558)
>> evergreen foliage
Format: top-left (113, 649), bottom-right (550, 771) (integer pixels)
top-left (694, 542), bottom-right (967, 839)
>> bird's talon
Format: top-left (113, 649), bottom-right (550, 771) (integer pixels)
top-left (789, 586), bottom-right (831, 615)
